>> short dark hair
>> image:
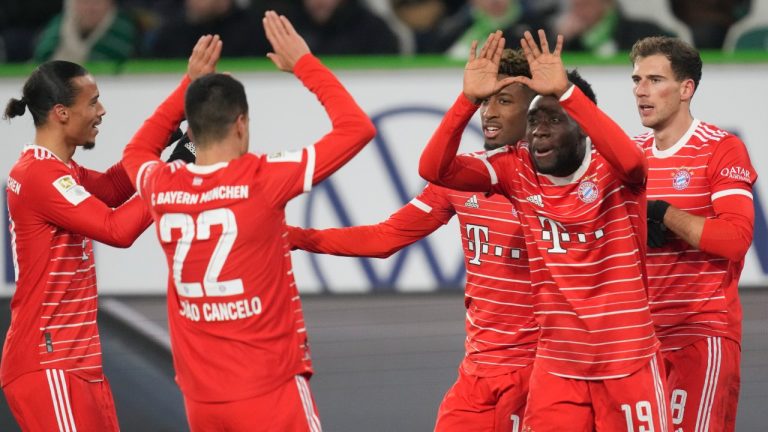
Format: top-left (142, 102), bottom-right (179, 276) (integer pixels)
top-left (630, 36), bottom-right (702, 92)
top-left (498, 49), bottom-right (531, 78)
top-left (185, 73), bottom-right (249, 145)
top-left (3, 60), bottom-right (88, 127)
top-left (567, 69), bottom-right (597, 105)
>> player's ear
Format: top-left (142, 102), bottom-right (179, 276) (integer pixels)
top-left (52, 104), bottom-right (69, 123)
top-left (680, 78), bottom-right (695, 102)
top-left (235, 114), bottom-right (248, 139)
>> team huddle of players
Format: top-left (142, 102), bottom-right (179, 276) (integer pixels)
top-left (1, 8), bottom-right (756, 432)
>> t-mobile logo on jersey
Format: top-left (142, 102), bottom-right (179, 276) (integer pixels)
top-left (538, 216), bottom-right (605, 254)
top-left (466, 223), bottom-right (522, 265)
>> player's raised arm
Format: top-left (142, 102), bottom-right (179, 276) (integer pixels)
top-left (263, 11), bottom-right (375, 185)
top-left (122, 35), bottom-right (222, 190)
top-left (419, 31), bottom-right (511, 192)
top-left (512, 30), bottom-right (647, 186)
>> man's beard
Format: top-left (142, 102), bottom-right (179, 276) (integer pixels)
top-left (83, 141), bottom-right (96, 150)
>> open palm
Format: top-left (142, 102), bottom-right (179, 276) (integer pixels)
top-left (463, 31), bottom-right (516, 102)
top-left (517, 30), bottom-right (570, 97)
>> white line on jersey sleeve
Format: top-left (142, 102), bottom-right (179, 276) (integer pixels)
top-left (136, 160), bottom-right (160, 198)
top-left (711, 188), bottom-right (753, 201)
top-left (479, 158), bottom-right (498, 185)
top-left (303, 145), bottom-right (316, 193)
top-left (409, 198), bottom-right (432, 213)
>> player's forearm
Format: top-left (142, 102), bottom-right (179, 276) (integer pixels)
top-left (122, 76), bottom-right (191, 185)
top-left (55, 195), bottom-right (153, 248)
top-left (418, 94), bottom-right (491, 191)
top-left (95, 195), bottom-right (154, 248)
top-left (662, 205), bottom-right (704, 248)
top-left (78, 162), bottom-right (135, 207)
top-left (699, 197), bottom-right (755, 261)
top-left (293, 54), bottom-right (376, 183)
top-left (559, 85), bottom-right (647, 186)
top-left (289, 207), bottom-right (441, 258)
top-left (290, 226), bottom-right (411, 258)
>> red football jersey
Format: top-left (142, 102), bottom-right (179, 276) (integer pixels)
top-left (290, 176), bottom-right (538, 377)
top-left (122, 55), bottom-right (375, 402)
top-left (2, 146), bottom-right (150, 387)
top-left (638, 120), bottom-right (757, 351)
top-left (420, 88), bottom-right (659, 379)
top-left (139, 154), bottom-right (315, 402)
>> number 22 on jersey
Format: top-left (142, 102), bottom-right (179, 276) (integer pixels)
top-left (160, 208), bottom-right (244, 298)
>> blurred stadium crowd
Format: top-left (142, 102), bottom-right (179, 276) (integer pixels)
top-left (0, 0), bottom-right (765, 65)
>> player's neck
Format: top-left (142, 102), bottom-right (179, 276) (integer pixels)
top-left (34, 127), bottom-right (75, 163)
top-left (194, 141), bottom-right (242, 166)
top-left (653, 109), bottom-right (694, 151)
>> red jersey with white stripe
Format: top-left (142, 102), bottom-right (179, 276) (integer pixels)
top-left (2, 146), bottom-right (149, 387)
top-left (122, 55), bottom-right (375, 402)
top-left (637, 120), bottom-right (757, 351)
top-left (419, 88), bottom-right (659, 379)
top-left (138, 155), bottom-right (314, 402)
top-left (290, 172), bottom-right (538, 377)
top-left (418, 182), bottom-right (538, 376)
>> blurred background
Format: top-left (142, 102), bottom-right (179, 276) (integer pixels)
top-left (0, 0), bottom-right (767, 431)
top-left (0, 0), bottom-right (766, 63)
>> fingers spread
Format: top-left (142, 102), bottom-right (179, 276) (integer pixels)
top-left (554, 34), bottom-right (564, 57)
top-left (468, 40), bottom-right (478, 62)
top-left (538, 29), bottom-right (549, 54)
top-left (523, 31), bottom-right (540, 58)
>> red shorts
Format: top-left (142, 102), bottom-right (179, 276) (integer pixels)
top-left (3, 368), bottom-right (119, 432)
top-left (183, 375), bottom-right (321, 432)
top-left (663, 337), bottom-right (740, 432)
top-left (523, 352), bottom-right (672, 431)
top-left (435, 363), bottom-right (532, 432)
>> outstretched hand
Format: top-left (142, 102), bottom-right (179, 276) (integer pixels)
top-left (263, 10), bottom-right (311, 72)
top-left (187, 34), bottom-right (222, 81)
top-left (463, 31), bottom-right (518, 103)
top-left (507, 30), bottom-right (570, 98)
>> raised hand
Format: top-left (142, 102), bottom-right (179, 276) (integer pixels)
top-left (187, 34), bottom-right (222, 81)
top-left (511, 30), bottom-right (570, 98)
top-left (463, 31), bottom-right (517, 103)
top-left (263, 10), bottom-right (311, 72)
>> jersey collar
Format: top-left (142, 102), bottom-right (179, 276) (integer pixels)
top-left (651, 119), bottom-right (700, 159)
top-left (185, 161), bottom-right (229, 174)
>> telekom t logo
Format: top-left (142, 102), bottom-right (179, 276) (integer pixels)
top-left (466, 224), bottom-right (489, 265)
top-left (538, 216), bottom-right (606, 254)
top-left (466, 223), bottom-right (522, 265)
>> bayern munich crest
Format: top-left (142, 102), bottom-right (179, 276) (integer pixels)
top-left (577, 180), bottom-right (599, 203)
top-left (672, 168), bottom-right (692, 190)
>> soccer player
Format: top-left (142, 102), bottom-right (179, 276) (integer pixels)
top-left (121, 12), bottom-right (376, 432)
top-left (1, 62), bottom-right (156, 429)
top-left (631, 36), bottom-right (756, 431)
top-left (288, 49), bottom-right (537, 432)
top-left (419, 30), bottom-right (672, 431)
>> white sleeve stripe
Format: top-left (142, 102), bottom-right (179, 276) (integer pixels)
top-left (480, 158), bottom-right (498, 185)
top-left (711, 189), bottom-right (753, 201)
top-left (559, 84), bottom-right (576, 101)
top-left (303, 146), bottom-right (316, 193)
top-left (409, 198), bottom-right (432, 213)
top-left (136, 161), bottom-right (158, 198)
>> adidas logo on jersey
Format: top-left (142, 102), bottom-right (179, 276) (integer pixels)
top-left (526, 194), bottom-right (544, 207)
top-left (464, 195), bottom-right (480, 208)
